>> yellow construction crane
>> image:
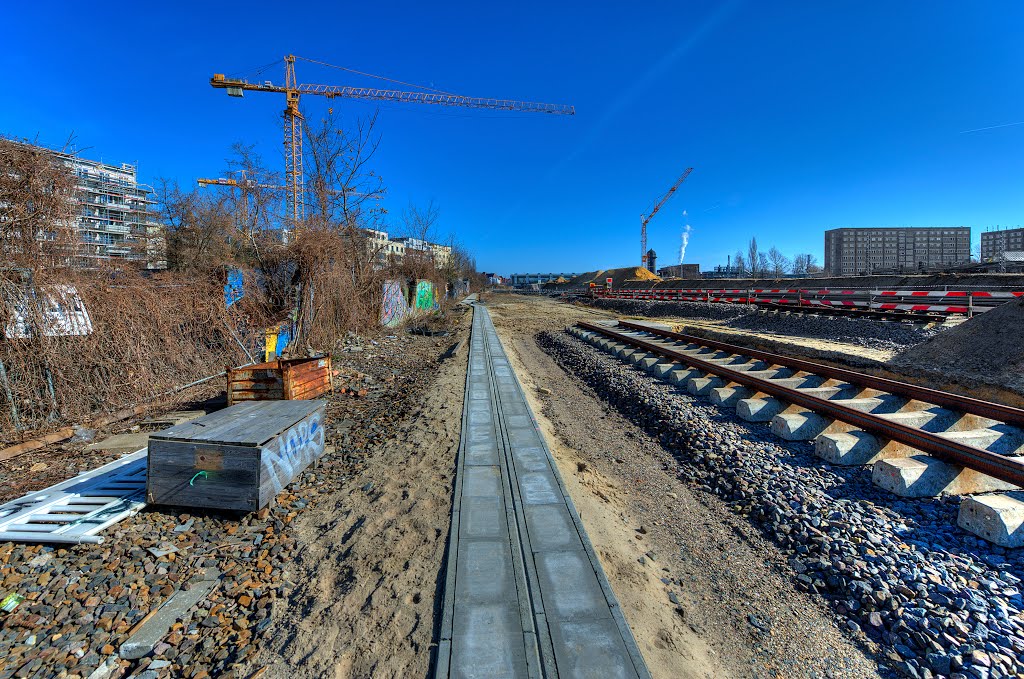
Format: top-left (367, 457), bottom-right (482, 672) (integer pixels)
top-left (211, 55), bottom-right (575, 226)
top-left (197, 174), bottom-right (383, 229)
top-left (641, 168), bottom-right (693, 270)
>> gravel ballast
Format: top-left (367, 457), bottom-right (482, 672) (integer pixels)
top-left (539, 329), bottom-right (1024, 679)
top-left (586, 297), bottom-right (940, 352)
top-left (726, 312), bottom-right (939, 353)
top-left (589, 298), bottom-right (754, 321)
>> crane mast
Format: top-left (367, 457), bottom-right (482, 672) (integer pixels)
top-left (211, 55), bottom-right (575, 228)
top-left (640, 167), bottom-right (693, 270)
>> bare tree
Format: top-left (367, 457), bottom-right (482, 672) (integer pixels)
top-left (223, 143), bottom-right (284, 264)
top-left (156, 179), bottom-right (236, 273)
top-left (303, 110), bottom-right (386, 230)
top-left (0, 136), bottom-right (79, 270)
top-left (397, 200), bottom-right (442, 283)
top-left (746, 238), bottom-right (760, 277)
top-left (767, 246), bottom-right (791, 277)
top-left (757, 252), bottom-right (770, 277)
top-left (733, 251), bottom-right (746, 275)
top-left (792, 253), bottom-right (820, 275)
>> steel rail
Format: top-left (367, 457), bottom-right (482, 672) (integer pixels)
top-left (613, 320), bottom-right (1024, 429)
top-left (577, 322), bottom-right (1024, 488)
top-left (756, 303), bottom-right (943, 323)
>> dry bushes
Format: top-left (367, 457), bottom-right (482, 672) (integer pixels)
top-left (288, 228), bottom-right (389, 352)
top-left (0, 137), bottom-right (79, 268)
top-left (0, 269), bottom-right (271, 439)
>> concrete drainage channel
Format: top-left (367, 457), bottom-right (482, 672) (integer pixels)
top-left (571, 320), bottom-right (1024, 548)
top-left (435, 304), bottom-right (650, 678)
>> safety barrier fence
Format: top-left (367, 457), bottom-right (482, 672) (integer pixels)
top-left (593, 287), bottom-right (1024, 316)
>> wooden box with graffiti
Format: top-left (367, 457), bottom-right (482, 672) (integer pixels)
top-left (146, 400), bottom-right (327, 512)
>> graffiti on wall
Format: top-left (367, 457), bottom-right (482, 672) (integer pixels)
top-left (381, 280), bottom-right (411, 327)
top-left (224, 269), bottom-right (244, 307)
top-left (264, 323), bottom-right (293, 361)
top-left (415, 280), bottom-right (436, 311)
top-left (259, 410), bottom-right (326, 494)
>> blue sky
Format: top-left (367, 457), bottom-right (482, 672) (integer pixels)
top-left (3, 2), bottom-right (1023, 274)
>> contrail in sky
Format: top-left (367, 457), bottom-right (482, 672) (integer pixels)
top-left (960, 120), bottom-right (1024, 134)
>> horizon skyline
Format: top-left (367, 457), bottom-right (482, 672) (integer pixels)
top-left (3, 2), bottom-right (1023, 274)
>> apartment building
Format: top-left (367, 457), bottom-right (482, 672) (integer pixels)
top-left (2, 141), bottom-right (164, 268)
top-left (981, 227), bottom-right (1024, 262)
top-left (363, 230), bottom-right (451, 268)
top-left (824, 227), bottom-right (970, 276)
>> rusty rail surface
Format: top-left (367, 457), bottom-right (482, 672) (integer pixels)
top-left (756, 303), bottom-right (943, 323)
top-left (577, 321), bottom-right (1024, 488)
top-left (615, 320), bottom-right (1024, 429)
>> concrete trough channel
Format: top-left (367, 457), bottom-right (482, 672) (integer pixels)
top-left (435, 305), bottom-right (649, 678)
top-left (570, 320), bottom-right (1024, 548)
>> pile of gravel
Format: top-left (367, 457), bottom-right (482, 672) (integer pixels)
top-left (539, 329), bottom-right (1024, 679)
top-left (589, 298), bottom-right (753, 321)
top-left (726, 312), bottom-right (939, 353)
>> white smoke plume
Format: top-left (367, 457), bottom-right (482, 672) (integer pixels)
top-left (679, 211), bottom-right (692, 264)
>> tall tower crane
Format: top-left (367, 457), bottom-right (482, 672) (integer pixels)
top-left (211, 55), bottom-right (575, 226)
top-left (641, 167), bottom-right (693, 270)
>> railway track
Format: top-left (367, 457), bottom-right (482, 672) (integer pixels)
top-left (571, 320), bottom-right (1024, 547)
top-left (436, 304), bottom-right (649, 678)
top-left (753, 302), bottom-right (944, 323)
top-left (595, 286), bottom-right (1024, 318)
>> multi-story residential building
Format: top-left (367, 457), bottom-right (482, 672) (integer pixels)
top-left (71, 154), bottom-right (162, 266)
top-left (824, 227), bottom-right (970, 276)
top-left (981, 227), bottom-right (1024, 262)
top-left (431, 243), bottom-right (453, 268)
top-left (2, 141), bottom-right (164, 268)
top-left (363, 230), bottom-right (455, 268)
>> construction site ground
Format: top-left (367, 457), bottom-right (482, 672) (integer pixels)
top-left (0, 313), bottom-right (469, 679)
top-left (484, 294), bottom-right (882, 677)
top-left (6, 293), bottom-right (1022, 678)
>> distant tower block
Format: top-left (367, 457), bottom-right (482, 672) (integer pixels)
top-left (646, 249), bottom-right (657, 273)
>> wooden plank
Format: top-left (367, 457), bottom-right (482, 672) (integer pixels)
top-left (257, 404), bottom-right (327, 508)
top-left (146, 440), bottom-right (260, 511)
top-left (150, 401), bottom-right (263, 442)
top-left (151, 401), bottom-right (323, 447)
top-left (211, 401), bottom-right (323, 446)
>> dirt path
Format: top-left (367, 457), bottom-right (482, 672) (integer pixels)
top-left (247, 316), bottom-right (470, 679)
top-left (486, 295), bottom-right (881, 678)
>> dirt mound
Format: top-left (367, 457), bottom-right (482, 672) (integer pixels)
top-left (889, 297), bottom-right (1024, 393)
top-left (551, 267), bottom-right (661, 290)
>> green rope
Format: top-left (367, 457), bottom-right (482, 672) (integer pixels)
top-left (189, 471), bottom-right (208, 486)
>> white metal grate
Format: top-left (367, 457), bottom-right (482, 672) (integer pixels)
top-left (0, 449), bottom-right (147, 544)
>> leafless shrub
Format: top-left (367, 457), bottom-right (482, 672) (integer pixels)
top-left (0, 267), bottom-right (271, 439)
top-left (0, 136), bottom-right (80, 270)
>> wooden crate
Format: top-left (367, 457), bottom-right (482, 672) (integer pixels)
top-left (146, 400), bottom-right (327, 511)
top-left (226, 355), bottom-right (332, 406)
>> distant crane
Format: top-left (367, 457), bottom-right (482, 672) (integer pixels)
top-left (641, 168), bottom-right (693, 270)
top-left (210, 55), bottom-right (575, 226)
